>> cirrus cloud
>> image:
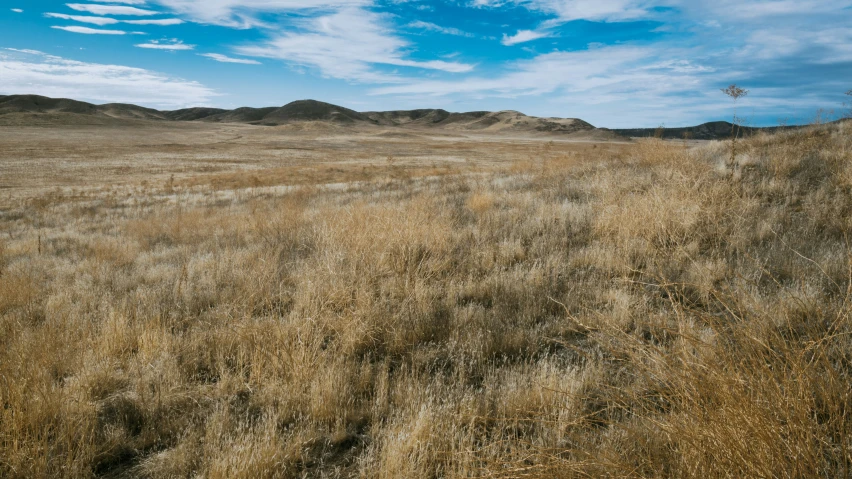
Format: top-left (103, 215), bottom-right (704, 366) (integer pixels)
top-left (501, 29), bottom-right (550, 45)
top-left (66, 4), bottom-right (159, 16)
top-left (407, 21), bottom-right (475, 37)
top-left (200, 53), bottom-right (261, 64)
top-left (135, 40), bottom-right (194, 50)
top-left (45, 12), bottom-right (184, 26)
top-left (124, 18), bottom-right (184, 25)
top-left (51, 25), bottom-right (126, 34)
top-left (45, 13), bottom-right (120, 25)
top-left (149, 0), bottom-right (370, 27)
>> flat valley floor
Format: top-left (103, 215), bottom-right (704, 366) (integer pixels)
top-left (0, 122), bottom-right (632, 202)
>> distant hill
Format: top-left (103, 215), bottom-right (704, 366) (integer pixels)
top-left (0, 95), bottom-right (616, 137)
top-left (263, 99), bottom-right (370, 124)
top-left (189, 100), bottom-right (369, 125)
top-left (611, 121), bottom-right (802, 140)
top-left (98, 103), bottom-right (168, 121)
top-left (0, 94), bottom-right (824, 139)
top-left (12, 93), bottom-right (819, 140)
top-left (0, 94), bottom-right (100, 116)
top-left (0, 96), bottom-right (378, 126)
top-left (365, 109), bottom-right (596, 135)
top-left (163, 107), bottom-right (228, 122)
top-left (202, 107), bottom-right (278, 123)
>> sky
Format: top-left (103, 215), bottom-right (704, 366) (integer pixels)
top-left (1, 1), bottom-right (851, 127)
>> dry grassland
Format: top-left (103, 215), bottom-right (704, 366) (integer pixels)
top-left (0, 122), bottom-right (624, 199)
top-left (1, 122), bottom-right (851, 478)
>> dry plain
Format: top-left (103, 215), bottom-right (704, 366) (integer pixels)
top-left (0, 120), bottom-right (629, 200)
top-left (1, 118), bottom-right (851, 478)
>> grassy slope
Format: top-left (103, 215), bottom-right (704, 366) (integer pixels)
top-left (1, 123), bottom-right (851, 478)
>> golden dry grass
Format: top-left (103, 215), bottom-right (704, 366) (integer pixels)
top-left (0, 122), bottom-right (628, 204)
top-left (0, 122), bottom-right (851, 478)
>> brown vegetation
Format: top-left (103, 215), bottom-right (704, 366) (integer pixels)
top-left (1, 122), bottom-right (850, 478)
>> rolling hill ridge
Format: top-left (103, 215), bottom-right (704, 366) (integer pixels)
top-left (0, 95), bottom-right (609, 137)
top-left (0, 94), bottom-right (806, 139)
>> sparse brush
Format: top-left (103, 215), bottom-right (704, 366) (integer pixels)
top-left (721, 84), bottom-right (749, 173)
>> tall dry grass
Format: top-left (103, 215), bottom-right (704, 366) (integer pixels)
top-left (1, 122), bottom-right (850, 478)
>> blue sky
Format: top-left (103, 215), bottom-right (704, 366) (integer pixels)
top-left (1, 0), bottom-right (851, 127)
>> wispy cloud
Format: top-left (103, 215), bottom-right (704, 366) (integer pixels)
top-left (684, 0), bottom-right (852, 20)
top-left (52, 25), bottom-right (126, 35)
top-left (135, 40), bottom-right (194, 50)
top-left (66, 4), bottom-right (159, 16)
top-left (151, 0), bottom-right (370, 27)
top-left (200, 53), bottom-right (261, 64)
top-left (407, 21), bottom-right (475, 37)
top-left (535, 0), bottom-right (656, 23)
top-left (473, 0), bottom-right (661, 23)
top-left (6, 48), bottom-right (46, 55)
top-left (236, 8), bottom-right (474, 83)
top-left (124, 18), bottom-right (184, 25)
top-left (501, 29), bottom-right (549, 45)
top-left (370, 46), bottom-right (658, 97)
top-left (494, 0), bottom-right (852, 25)
top-left (116, 2), bottom-right (478, 84)
top-left (45, 12), bottom-right (183, 26)
top-left (11, 8), bottom-right (23, 13)
top-left (46, 13), bottom-right (120, 25)
top-left (0, 48), bottom-right (217, 108)
top-left (486, 1), bottom-right (662, 49)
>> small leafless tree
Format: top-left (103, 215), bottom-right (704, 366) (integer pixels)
top-left (721, 84), bottom-right (748, 171)
top-left (844, 90), bottom-right (852, 119)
